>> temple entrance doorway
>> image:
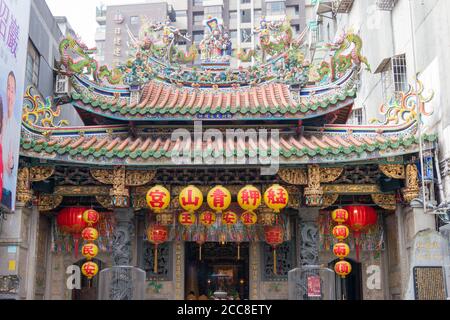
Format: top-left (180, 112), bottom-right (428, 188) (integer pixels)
top-left (184, 242), bottom-right (250, 300)
top-left (72, 258), bottom-right (104, 300)
top-left (329, 258), bottom-right (363, 300)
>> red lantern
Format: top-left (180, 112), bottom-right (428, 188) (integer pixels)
top-left (147, 225), bottom-right (169, 274)
top-left (332, 225), bottom-right (350, 241)
top-left (344, 206), bottom-right (378, 261)
top-left (57, 207), bottom-right (89, 258)
top-left (335, 260), bottom-right (352, 278)
top-left (264, 225), bottom-right (285, 275)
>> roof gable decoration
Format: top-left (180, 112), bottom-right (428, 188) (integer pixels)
top-left (57, 17), bottom-right (370, 90)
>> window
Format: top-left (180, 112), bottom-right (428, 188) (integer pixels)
top-left (230, 30), bottom-right (237, 40)
top-left (193, 31), bottom-right (204, 43)
top-left (241, 9), bottom-right (251, 23)
top-left (193, 13), bottom-right (204, 25)
top-left (175, 10), bottom-right (187, 17)
top-left (205, 5), bottom-right (222, 18)
top-left (241, 28), bottom-right (252, 43)
top-left (266, 1), bottom-right (285, 15)
top-left (193, 0), bottom-right (203, 7)
top-left (241, 0), bottom-right (251, 3)
top-left (130, 16), bottom-right (139, 25)
top-left (26, 41), bottom-right (40, 87)
top-left (348, 109), bottom-right (364, 125)
top-left (380, 54), bottom-right (407, 101)
top-left (114, 27), bottom-right (121, 35)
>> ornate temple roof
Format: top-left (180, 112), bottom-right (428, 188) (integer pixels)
top-left (20, 18), bottom-right (436, 168)
top-left (20, 119), bottom-right (435, 167)
top-left (70, 70), bottom-right (356, 123)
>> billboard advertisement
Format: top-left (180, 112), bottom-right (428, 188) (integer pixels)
top-left (0, 0), bottom-right (31, 212)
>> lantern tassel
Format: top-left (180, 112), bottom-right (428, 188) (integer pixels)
top-left (237, 244), bottom-right (240, 260)
top-left (273, 248), bottom-right (277, 275)
top-left (154, 244), bottom-right (158, 274)
top-left (74, 235), bottom-right (80, 259)
top-left (355, 232), bottom-right (361, 262)
top-left (199, 244), bottom-right (202, 261)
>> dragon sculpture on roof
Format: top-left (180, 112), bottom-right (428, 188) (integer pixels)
top-left (58, 17), bottom-right (370, 89)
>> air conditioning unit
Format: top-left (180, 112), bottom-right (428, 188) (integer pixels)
top-left (55, 74), bottom-right (69, 94)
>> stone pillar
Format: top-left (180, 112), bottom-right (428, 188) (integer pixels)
top-left (298, 208), bottom-right (320, 266)
top-left (110, 208), bottom-right (134, 300)
top-left (0, 203), bottom-right (38, 300)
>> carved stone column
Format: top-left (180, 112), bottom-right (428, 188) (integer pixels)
top-left (110, 208), bottom-right (134, 300)
top-left (304, 165), bottom-right (324, 207)
top-left (298, 208), bottom-right (320, 266)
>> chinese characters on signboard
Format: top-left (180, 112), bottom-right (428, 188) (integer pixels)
top-left (0, 0), bottom-right (31, 212)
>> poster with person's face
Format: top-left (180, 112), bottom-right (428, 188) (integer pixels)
top-left (0, 0), bottom-right (31, 212)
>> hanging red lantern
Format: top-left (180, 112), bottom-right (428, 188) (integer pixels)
top-left (344, 206), bottom-right (378, 261)
top-left (57, 207), bottom-right (89, 258)
top-left (334, 260), bottom-right (352, 278)
top-left (147, 225), bottom-right (169, 274)
top-left (264, 225), bottom-right (285, 275)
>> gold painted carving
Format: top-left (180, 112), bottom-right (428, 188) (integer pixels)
top-left (371, 194), bottom-right (397, 211)
top-left (304, 165), bottom-right (324, 207)
top-left (402, 164), bottom-right (420, 203)
top-left (321, 194), bottom-right (339, 209)
top-left (54, 186), bottom-right (110, 196)
top-left (278, 169), bottom-right (307, 185)
top-left (96, 196), bottom-right (113, 210)
top-left (320, 167), bottom-right (344, 183)
top-left (16, 168), bottom-right (32, 203)
top-left (322, 184), bottom-right (381, 194)
top-left (38, 195), bottom-right (63, 212)
top-left (125, 170), bottom-right (156, 186)
top-left (91, 168), bottom-right (156, 187)
top-left (131, 194), bottom-right (146, 211)
top-left (379, 164), bottom-right (405, 179)
top-left (30, 166), bottom-right (55, 182)
top-left (90, 169), bottom-right (114, 185)
top-left (110, 166), bottom-right (129, 208)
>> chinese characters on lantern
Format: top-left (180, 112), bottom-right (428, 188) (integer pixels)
top-left (264, 184), bottom-right (289, 213)
top-left (237, 185), bottom-right (261, 212)
top-left (81, 209), bottom-right (100, 279)
top-left (146, 185), bottom-right (171, 213)
top-left (179, 185), bottom-right (203, 212)
top-left (331, 208), bottom-right (352, 278)
top-left (207, 185), bottom-right (231, 213)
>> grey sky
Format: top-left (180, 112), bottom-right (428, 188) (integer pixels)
top-left (45, 0), bottom-right (161, 47)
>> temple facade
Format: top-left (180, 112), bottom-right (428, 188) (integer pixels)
top-left (5, 13), bottom-right (448, 300)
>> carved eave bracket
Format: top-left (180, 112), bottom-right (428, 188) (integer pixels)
top-left (278, 167), bottom-right (343, 186)
top-left (371, 193), bottom-right (396, 211)
top-left (402, 164), bottom-right (420, 203)
top-left (90, 167), bottom-right (156, 208)
top-left (304, 165), bottom-right (324, 207)
top-left (38, 194), bottom-right (63, 212)
top-left (379, 164), bottom-right (405, 179)
top-left (17, 166), bottom-right (55, 204)
top-left (320, 167), bottom-right (344, 183)
top-left (321, 194), bottom-right (339, 209)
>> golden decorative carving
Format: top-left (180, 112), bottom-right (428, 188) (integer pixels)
top-left (321, 194), bottom-right (339, 209)
top-left (30, 166), bottom-right (55, 182)
top-left (285, 185), bottom-right (301, 209)
top-left (304, 165), bottom-right (323, 207)
top-left (131, 194), bottom-right (146, 211)
top-left (54, 186), bottom-right (111, 196)
top-left (379, 164), bottom-right (405, 179)
top-left (96, 196), bottom-right (113, 210)
top-left (90, 169), bottom-right (114, 185)
top-left (402, 164), bottom-right (420, 203)
top-left (156, 213), bottom-right (175, 226)
top-left (125, 170), bottom-right (156, 186)
top-left (110, 166), bottom-right (130, 208)
top-left (320, 167), bottom-right (344, 183)
top-left (16, 168), bottom-right (32, 204)
top-left (278, 169), bottom-right (307, 185)
top-left (322, 184), bottom-right (381, 194)
top-left (371, 194), bottom-right (397, 211)
top-left (258, 211), bottom-right (277, 226)
top-left (38, 195), bottom-right (63, 212)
